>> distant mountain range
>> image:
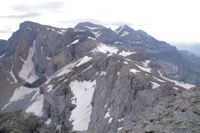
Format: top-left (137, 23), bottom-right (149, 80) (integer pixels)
top-left (0, 21), bottom-right (200, 133)
top-left (172, 43), bottom-right (200, 57)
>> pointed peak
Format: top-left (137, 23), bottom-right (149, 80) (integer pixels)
top-left (115, 25), bottom-right (135, 34)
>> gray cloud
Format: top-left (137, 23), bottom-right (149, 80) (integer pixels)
top-left (13, 1), bottom-right (65, 13)
top-left (0, 12), bottom-right (41, 19)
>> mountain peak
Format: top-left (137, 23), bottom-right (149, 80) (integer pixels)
top-left (115, 25), bottom-right (135, 34)
top-left (19, 21), bottom-right (40, 29)
top-left (75, 22), bottom-right (106, 32)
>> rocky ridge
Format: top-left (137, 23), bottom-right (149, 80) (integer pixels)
top-left (0, 21), bottom-right (199, 133)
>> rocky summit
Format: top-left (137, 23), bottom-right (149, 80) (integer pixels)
top-left (0, 21), bottom-right (200, 133)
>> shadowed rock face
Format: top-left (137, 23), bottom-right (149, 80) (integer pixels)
top-left (0, 21), bottom-right (200, 133)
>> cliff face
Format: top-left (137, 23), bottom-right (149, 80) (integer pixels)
top-left (0, 21), bottom-right (199, 133)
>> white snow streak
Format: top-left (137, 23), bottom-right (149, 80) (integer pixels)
top-left (136, 65), bottom-right (151, 73)
top-left (69, 80), bottom-right (96, 131)
top-left (10, 67), bottom-right (17, 83)
top-left (130, 68), bottom-right (140, 74)
top-left (0, 52), bottom-right (6, 58)
top-left (158, 71), bottom-right (195, 90)
top-left (75, 56), bottom-right (92, 67)
top-left (151, 81), bottom-right (160, 89)
top-left (86, 26), bottom-right (97, 30)
top-left (120, 31), bottom-right (129, 37)
top-left (118, 50), bottom-right (135, 57)
top-left (100, 71), bottom-right (106, 76)
top-left (114, 42), bottom-right (123, 44)
top-left (67, 39), bottom-right (79, 47)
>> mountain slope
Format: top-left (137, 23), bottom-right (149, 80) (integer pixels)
top-left (0, 21), bottom-right (199, 133)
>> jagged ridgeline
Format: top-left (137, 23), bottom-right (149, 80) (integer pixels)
top-left (0, 21), bottom-right (200, 133)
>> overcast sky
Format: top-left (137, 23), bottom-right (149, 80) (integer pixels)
top-left (0, 0), bottom-right (200, 44)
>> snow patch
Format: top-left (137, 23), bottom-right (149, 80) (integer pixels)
top-left (92, 43), bottom-right (119, 56)
top-left (46, 56), bottom-right (51, 61)
top-left (69, 80), bottom-right (96, 131)
top-left (45, 118), bottom-right (51, 125)
top-left (124, 61), bottom-right (128, 64)
top-left (10, 67), bottom-right (17, 83)
top-left (104, 103), bottom-right (108, 108)
top-left (19, 40), bottom-right (38, 83)
top-left (108, 117), bottom-right (113, 124)
top-left (151, 81), bottom-right (160, 89)
top-left (158, 72), bottom-right (195, 90)
top-left (173, 87), bottom-right (179, 90)
top-left (46, 57), bottom-right (88, 83)
top-left (67, 39), bottom-right (79, 47)
top-left (118, 117), bottom-right (124, 122)
top-left (88, 36), bottom-right (96, 40)
top-left (118, 50), bottom-right (135, 57)
top-left (2, 86), bottom-right (35, 109)
top-left (75, 56), bottom-right (92, 67)
top-left (117, 71), bottom-right (120, 76)
top-left (86, 26), bottom-right (97, 30)
top-left (26, 93), bottom-right (44, 117)
top-left (120, 31), bottom-right (129, 37)
top-left (114, 42), bottom-right (123, 44)
top-left (118, 127), bottom-right (123, 131)
top-left (105, 110), bottom-right (111, 118)
top-left (142, 60), bottom-right (151, 67)
top-left (100, 71), bottom-right (106, 76)
top-left (105, 108), bottom-right (113, 124)
top-left (47, 84), bottom-right (54, 92)
top-left (57, 29), bottom-right (67, 34)
top-left (136, 65), bottom-right (151, 73)
top-left (130, 68), bottom-right (140, 74)
top-left (0, 52), bottom-right (6, 58)
top-left (163, 77), bottom-right (195, 90)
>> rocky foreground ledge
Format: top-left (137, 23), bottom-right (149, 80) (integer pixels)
top-left (0, 87), bottom-right (200, 133)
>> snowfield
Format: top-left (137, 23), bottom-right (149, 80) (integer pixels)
top-left (26, 92), bottom-right (44, 117)
top-left (19, 40), bottom-right (38, 83)
top-left (69, 80), bottom-right (96, 131)
top-left (2, 86), bottom-right (35, 110)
